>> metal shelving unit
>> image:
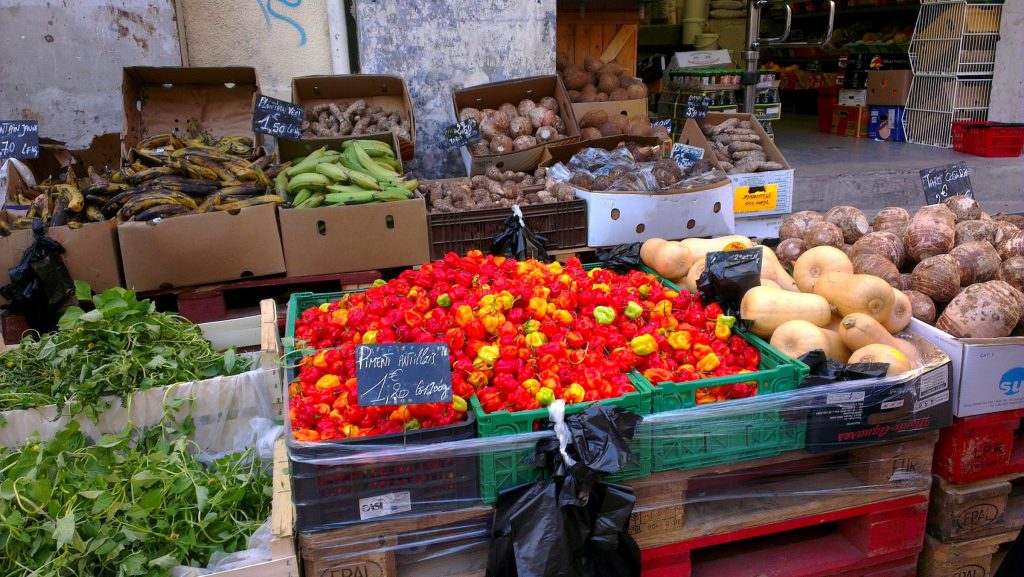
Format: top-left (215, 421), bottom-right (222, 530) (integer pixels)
top-left (903, 0), bottom-right (1003, 148)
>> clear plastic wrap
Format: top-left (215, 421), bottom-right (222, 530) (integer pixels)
top-left (548, 146), bottom-right (728, 194)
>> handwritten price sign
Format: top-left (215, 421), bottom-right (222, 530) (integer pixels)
top-left (252, 95), bottom-right (304, 142)
top-left (442, 118), bottom-right (480, 149)
top-left (684, 95), bottom-right (712, 120)
top-left (0, 121), bottom-right (39, 160)
top-left (356, 343), bottom-right (453, 406)
top-left (920, 162), bottom-right (974, 205)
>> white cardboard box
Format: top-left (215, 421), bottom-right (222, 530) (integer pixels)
top-left (734, 214), bottom-right (784, 239)
top-left (668, 50), bottom-right (733, 69)
top-left (706, 113), bottom-right (795, 217)
top-left (839, 89), bottom-right (868, 107)
top-left (576, 180), bottom-right (735, 246)
top-left (906, 319), bottom-right (1024, 417)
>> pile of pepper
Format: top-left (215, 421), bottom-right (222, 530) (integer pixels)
top-left (290, 252), bottom-right (762, 442)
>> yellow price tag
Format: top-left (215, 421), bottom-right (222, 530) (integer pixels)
top-left (734, 184), bottom-right (779, 213)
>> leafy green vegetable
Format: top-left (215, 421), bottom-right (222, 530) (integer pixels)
top-left (0, 414), bottom-right (271, 577)
top-left (0, 282), bottom-right (251, 419)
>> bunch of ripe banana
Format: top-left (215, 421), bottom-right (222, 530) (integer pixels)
top-left (1, 167), bottom-right (102, 235)
top-left (278, 140), bottom-right (417, 209)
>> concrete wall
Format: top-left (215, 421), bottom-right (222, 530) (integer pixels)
top-left (0, 0), bottom-right (181, 148)
top-left (989, 0), bottom-right (1023, 123)
top-left (353, 0), bottom-right (557, 178)
top-left (178, 0), bottom-right (334, 101)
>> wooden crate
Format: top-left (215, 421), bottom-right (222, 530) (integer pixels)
top-left (934, 409), bottom-right (1024, 485)
top-left (928, 474), bottom-right (1024, 543)
top-left (627, 432), bottom-right (939, 550)
top-left (557, 4), bottom-right (642, 76)
top-left (918, 530), bottom-right (1021, 577)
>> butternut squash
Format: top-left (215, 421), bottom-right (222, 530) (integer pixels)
top-left (683, 260), bottom-right (706, 294)
top-left (679, 235), bottom-right (754, 264)
top-left (740, 285), bottom-right (833, 338)
top-left (848, 344), bottom-right (914, 376)
top-left (881, 289), bottom-right (912, 333)
top-left (839, 313), bottom-right (923, 366)
top-left (759, 278), bottom-right (780, 289)
top-left (770, 320), bottom-right (850, 362)
top-left (793, 246), bottom-right (853, 293)
top-left (755, 245), bottom-right (800, 292)
top-left (642, 239), bottom-right (693, 280)
top-left (813, 271), bottom-right (895, 322)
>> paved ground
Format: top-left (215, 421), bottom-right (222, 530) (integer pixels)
top-left (774, 114), bottom-right (1024, 216)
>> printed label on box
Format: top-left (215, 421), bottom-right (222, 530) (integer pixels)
top-left (359, 491), bottom-right (413, 521)
top-left (881, 399), bottom-right (905, 410)
top-left (728, 169), bottom-right (793, 216)
top-left (919, 367), bottom-right (950, 398)
top-left (827, 391), bottom-right (867, 404)
top-left (734, 184), bottom-right (779, 213)
top-left (916, 390), bottom-right (950, 412)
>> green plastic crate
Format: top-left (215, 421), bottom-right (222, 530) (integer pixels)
top-left (474, 372), bottom-right (653, 503)
top-left (284, 290), bottom-right (362, 365)
top-left (641, 331), bottom-right (809, 473)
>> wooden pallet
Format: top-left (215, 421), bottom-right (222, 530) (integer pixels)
top-left (928, 473), bottom-right (1024, 543)
top-left (934, 409), bottom-right (1024, 485)
top-left (918, 530), bottom-right (1021, 577)
top-left (141, 270), bottom-right (381, 325)
top-left (627, 431), bottom-right (938, 550)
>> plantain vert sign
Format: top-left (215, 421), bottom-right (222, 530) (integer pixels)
top-left (0, 120), bottom-right (39, 160)
top-left (355, 343), bottom-right (453, 406)
top-left (252, 95), bottom-right (304, 142)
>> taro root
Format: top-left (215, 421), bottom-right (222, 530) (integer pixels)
top-left (825, 205), bottom-right (871, 244)
top-left (997, 230), bottom-right (1024, 260)
top-left (775, 238), bottom-right (806, 268)
top-left (872, 207), bottom-right (910, 237)
top-left (904, 290), bottom-right (937, 324)
top-left (852, 253), bottom-right (902, 287)
top-left (517, 99), bottom-right (537, 118)
top-left (911, 254), bottom-right (961, 304)
top-left (949, 241), bottom-right (1001, 285)
top-left (936, 280), bottom-right (1021, 338)
top-left (944, 196), bottom-right (982, 222)
top-left (498, 102), bottom-right (518, 122)
top-left (779, 211), bottom-right (824, 241)
top-left (999, 256), bottom-right (1024, 292)
top-left (803, 221), bottom-right (845, 249)
top-left (539, 96), bottom-right (559, 112)
top-left (489, 135), bottom-right (513, 154)
top-left (905, 204), bottom-right (954, 262)
top-left (955, 220), bottom-right (996, 246)
top-left (508, 116), bottom-right (533, 138)
top-left (849, 231), bottom-right (906, 268)
top-left (512, 135), bottom-right (538, 151)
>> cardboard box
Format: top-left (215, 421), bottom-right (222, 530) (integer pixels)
top-left (0, 213), bottom-right (122, 298)
top-left (806, 335), bottom-right (954, 451)
top-left (540, 122), bottom-right (735, 247)
top-left (706, 113), bottom-right (794, 218)
top-left (866, 70), bottom-right (912, 106)
top-left (291, 74), bottom-right (416, 161)
top-left (121, 67), bottom-right (262, 161)
top-left (667, 50), bottom-right (733, 70)
top-left (839, 89), bottom-right (867, 107)
top-left (453, 75), bottom-right (580, 175)
top-left (277, 133), bottom-right (429, 276)
top-left (118, 202), bottom-right (285, 292)
top-left (869, 106), bottom-right (907, 142)
top-left (831, 106), bottom-right (870, 138)
top-left (733, 214), bottom-right (784, 239)
top-left (906, 320), bottom-right (1024, 418)
top-left (571, 94), bottom-right (648, 141)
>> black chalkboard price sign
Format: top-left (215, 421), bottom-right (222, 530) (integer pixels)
top-left (252, 95), bottom-right (304, 142)
top-left (920, 161), bottom-right (974, 205)
top-left (442, 118), bottom-right (480, 149)
top-left (355, 343), bottom-right (453, 406)
top-left (0, 120), bottom-right (39, 160)
top-left (684, 95), bottom-right (712, 120)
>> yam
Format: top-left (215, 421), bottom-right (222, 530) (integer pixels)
top-left (512, 135), bottom-right (538, 151)
top-left (852, 253), bottom-right (902, 287)
top-left (873, 207), bottom-right (910, 237)
top-left (849, 231), bottom-right (906, 268)
top-left (825, 205), bottom-right (871, 244)
top-left (944, 196), bottom-right (982, 222)
top-left (539, 96), bottom-right (559, 112)
top-left (904, 290), bottom-right (936, 324)
top-left (997, 230), bottom-right (1024, 260)
top-left (999, 256), bottom-right (1024, 293)
top-left (598, 73), bottom-right (620, 94)
top-left (489, 135), bottom-right (513, 154)
top-left (584, 56), bottom-right (604, 73)
top-left (779, 211), bottom-right (824, 241)
top-left (508, 116), bottom-right (533, 138)
top-left (517, 99), bottom-right (537, 118)
top-left (803, 221), bottom-right (845, 249)
top-left (579, 109), bottom-right (609, 129)
top-left (580, 127), bottom-right (603, 141)
top-left (911, 254), bottom-right (961, 304)
top-left (949, 241), bottom-right (1001, 285)
top-left (626, 83), bottom-right (648, 100)
top-left (498, 103), bottom-right (518, 122)
top-left (955, 220), bottom-right (996, 246)
top-left (775, 238), bottom-right (806, 268)
top-left (905, 204), bottom-right (955, 262)
top-left (936, 280), bottom-right (1022, 338)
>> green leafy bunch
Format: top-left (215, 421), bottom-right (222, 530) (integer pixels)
top-left (0, 282), bottom-right (251, 419)
top-left (0, 411), bottom-right (272, 577)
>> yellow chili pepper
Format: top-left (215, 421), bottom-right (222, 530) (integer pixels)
top-left (525, 332), bottom-right (548, 348)
top-left (315, 374), bottom-right (341, 390)
top-left (474, 345), bottom-right (500, 369)
top-left (715, 315), bottom-right (736, 340)
top-left (536, 388), bottom-right (556, 406)
top-left (696, 352), bottom-right (721, 373)
top-left (372, 279), bottom-right (387, 287)
top-left (652, 300), bottom-right (672, 317)
top-left (557, 273), bottom-right (572, 285)
top-left (481, 311), bottom-right (505, 335)
top-left (521, 378), bottom-right (541, 394)
top-left (452, 395), bottom-right (468, 412)
top-left (528, 297), bottom-right (548, 319)
top-left (467, 370), bottom-right (488, 388)
top-left (454, 305), bottom-right (475, 327)
top-left (478, 294), bottom-right (497, 312)
top-left (391, 406), bottom-right (412, 422)
top-left (639, 284), bottom-right (652, 298)
top-left (668, 331), bottom-right (692, 350)
top-left (630, 334), bottom-right (658, 356)
top-left (318, 303), bottom-right (330, 313)
top-left (592, 283), bottom-right (611, 294)
top-left (547, 261), bottom-right (563, 274)
top-left (533, 286), bottom-right (552, 299)
top-left (564, 383), bottom-right (586, 404)
top-left (330, 309), bottom-right (349, 326)
top-left (664, 290), bottom-right (679, 298)
top-left (361, 330), bottom-right (378, 344)
top-left (495, 290), bottom-right (515, 311)
top-left (551, 309), bottom-right (573, 325)
top-left (313, 350), bottom-right (329, 368)
top-left (342, 424), bottom-right (362, 437)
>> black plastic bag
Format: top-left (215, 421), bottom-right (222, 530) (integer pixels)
top-left (796, 350), bottom-right (891, 387)
top-left (595, 243), bottom-right (642, 272)
top-left (486, 404), bottom-right (642, 577)
top-left (0, 221), bottom-right (77, 333)
top-left (698, 247), bottom-right (763, 317)
top-left (492, 206), bottom-right (552, 262)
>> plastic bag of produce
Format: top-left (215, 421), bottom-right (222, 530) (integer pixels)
top-left (0, 220), bottom-right (76, 333)
top-left (596, 243), bottom-right (643, 272)
top-left (487, 402), bottom-right (642, 577)
top-left (797, 350), bottom-right (891, 386)
top-left (492, 204), bottom-right (552, 262)
top-left (698, 247), bottom-right (763, 317)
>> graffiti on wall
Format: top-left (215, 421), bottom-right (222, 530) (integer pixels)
top-left (257, 0), bottom-right (307, 46)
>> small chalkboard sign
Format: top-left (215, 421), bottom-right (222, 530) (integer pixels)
top-left (920, 162), bottom-right (974, 205)
top-left (355, 343), bottom-right (453, 406)
top-left (442, 118), bottom-right (480, 149)
top-left (252, 95), bottom-right (304, 142)
top-left (684, 95), bottom-right (712, 120)
top-left (670, 143), bottom-right (705, 169)
top-left (0, 120), bottom-right (39, 160)
top-left (651, 118), bottom-right (673, 132)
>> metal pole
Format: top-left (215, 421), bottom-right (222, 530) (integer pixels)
top-left (744, 0), bottom-right (763, 113)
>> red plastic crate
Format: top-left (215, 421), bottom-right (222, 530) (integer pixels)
top-left (952, 121), bottom-right (1024, 158)
top-left (641, 493), bottom-right (928, 577)
top-left (933, 409), bottom-right (1024, 485)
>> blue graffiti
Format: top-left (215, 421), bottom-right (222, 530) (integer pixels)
top-left (257, 0), bottom-right (307, 47)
